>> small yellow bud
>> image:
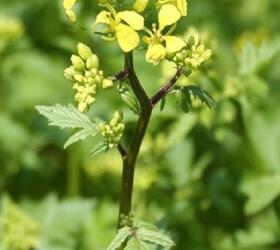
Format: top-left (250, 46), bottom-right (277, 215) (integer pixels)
top-left (102, 79), bottom-right (113, 89)
top-left (86, 54), bottom-right (99, 70)
top-left (110, 111), bottom-right (123, 126)
top-left (133, 0), bottom-right (149, 12)
top-left (64, 66), bottom-right (76, 80)
top-left (77, 43), bottom-right (93, 60)
top-left (65, 9), bottom-right (77, 23)
top-left (71, 55), bottom-right (85, 71)
top-left (73, 73), bottom-right (84, 83)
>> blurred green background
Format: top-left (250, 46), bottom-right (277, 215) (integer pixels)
top-left (1, 0), bottom-right (280, 249)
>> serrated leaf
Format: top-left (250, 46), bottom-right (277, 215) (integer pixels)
top-left (36, 104), bottom-right (94, 129)
top-left (90, 141), bottom-right (109, 156)
top-left (107, 226), bottom-right (133, 250)
top-left (118, 83), bottom-right (140, 115)
top-left (64, 126), bottom-right (99, 149)
top-left (137, 228), bottom-right (175, 248)
top-left (134, 220), bottom-right (159, 231)
top-left (183, 86), bottom-right (215, 109)
top-left (125, 236), bottom-right (149, 250)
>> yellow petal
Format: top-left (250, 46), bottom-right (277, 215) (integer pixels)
top-left (116, 23), bottom-right (140, 52)
top-left (145, 44), bottom-right (166, 65)
top-left (133, 0), bottom-right (149, 12)
top-left (159, 4), bottom-right (181, 30)
top-left (176, 0), bottom-right (188, 16)
top-left (95, 11), bottom-right (112, 25)
top-left (117, 11), bottom-right (144, 30)
top-left (165, 35), bottom-right (185, 52)
top-left (63, 0), bottom-right (76, 10)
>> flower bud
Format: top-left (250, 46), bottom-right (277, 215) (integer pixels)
top-left (73, 73), bottom-right (84, 83)
top-left (77, 43), bottom-right (93, 60)
top-left (86, 54), bottom-right (99, 70)
top-left (102, 79), bottom-right (113, 89)
top-left (65, 9), bottom-right (76, 23)
top-left (64, 66), bottom-right (76, 80)
top-left (71, 55), bottom-right (85, 71)
top-left (133, 0), bottom-right (149, 12)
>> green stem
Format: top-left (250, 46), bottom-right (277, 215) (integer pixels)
top-left (118, 52), bottom-right (152, 227)
top-left (67, 145), bottom-right (80, 197)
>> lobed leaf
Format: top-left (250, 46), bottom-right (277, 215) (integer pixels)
top-left (125, 237), bottom-right (149, 250)
top-left (36, 104), bottom-right (94, 129)
top-left (137, 228), bottom-right (175, 248)
top-left (107, 226), bottom-right (133, 250)
top-left (64, 126), bottom-right (99, 149)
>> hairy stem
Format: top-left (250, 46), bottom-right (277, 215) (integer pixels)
top-left (118, 52), bottom-right (152, 227)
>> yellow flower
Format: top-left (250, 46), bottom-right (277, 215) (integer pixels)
top-left (157, 0), bottom-right (188, 17)
top-left (143, 4), bottom-right (185, 65)
top-left (63, 0), bottom-right (77, 22)
top-left (133, 0), bottom-right (149, 12)
top-left (94, 5), bottom-right (144, 52)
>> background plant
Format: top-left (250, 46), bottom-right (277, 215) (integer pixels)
top-left (0, 0), bottom-right (280, 250)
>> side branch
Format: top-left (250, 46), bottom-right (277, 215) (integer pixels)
top-left (111, 69), bottom-right (129, 81)
top-left (150, 68), bottom-right (183, 106)
top-left (118, 52), bottom-right (153, 228)
top-left (124, 52), bottom-right (151, 111)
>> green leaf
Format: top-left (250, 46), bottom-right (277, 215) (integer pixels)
top-left (160, 97), bottom-right (166, 111)
top-left (90, 141), bottom-right (109, 156)
top-left (64, 126), bottom-right (99, 149)
top-left (180, 89), bottom-right (191, 113)
top-left (107, 226), bottom-right (133, 250)
top-left (36, 104), bottom-right (94, 129)
top-left (184, 85), bottom-right (215, 109)
top-left (137, 228), bottom-right (175, 248)
top-left (19, 194), bottom-right (94, 250)
top-left (242, 175), bottom-right (280, 215)
top-left (239, 39), bottom-right (280, 75)
top-left (118, 83), bottom-right (140, 115)
top-left (125, 237), bottom-right (149, 250)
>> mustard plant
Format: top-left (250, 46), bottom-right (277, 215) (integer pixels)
top-left (36, 0), bottom-right (213, 249)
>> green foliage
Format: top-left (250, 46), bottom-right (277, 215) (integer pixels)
top-left (36, 104), bottom-right (99, 149)
top-left (107, 222), bottom-right (174, 250)
top-left (175, 85), bottom-right (215, 113)
top-left (242, 175), bottom-right (280, 215)
top-left (107, 227), bottom-right (133, 250)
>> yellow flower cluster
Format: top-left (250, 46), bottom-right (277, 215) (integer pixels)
top-left (94, 6), bottom-right (144, 52)
top-left (92, 0), bottom-right (188, 64)
top-left (1, 199), bottom-right (38, 250)
top-left (64, 43), bottom-right (113, 112)
top-left (98, 111), bottom-right (125, 149)
top-left (170, 32), bottom-right (212, 75)
top-left (62, 0), bottom-right (211, 70)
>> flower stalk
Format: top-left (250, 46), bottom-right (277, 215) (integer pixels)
top-left (118, 52), bottom-right (152, 227)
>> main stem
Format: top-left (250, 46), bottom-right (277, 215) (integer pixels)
top-left (118, 52), bottom-right (152, 227)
